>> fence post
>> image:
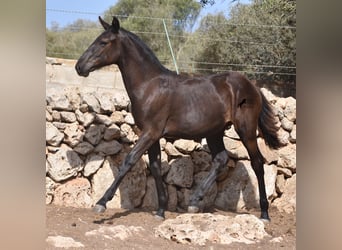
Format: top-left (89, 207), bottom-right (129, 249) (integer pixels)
top-left (162, 19), bottom-right (179, 74)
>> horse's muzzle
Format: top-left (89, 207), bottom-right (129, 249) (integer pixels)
top-left (75, 63), bottom-right (89, 77)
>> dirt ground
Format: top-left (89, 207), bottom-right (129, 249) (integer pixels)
top-left (46, 204), bottom-right (296, 249)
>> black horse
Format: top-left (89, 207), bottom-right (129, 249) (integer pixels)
top-left (75, 16), bottom-right (281, 221)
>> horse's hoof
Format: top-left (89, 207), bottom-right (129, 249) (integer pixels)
top-left (154, 214), bottom-right (165, 221)
top-left (93, 204), bottom-right (106, 213)
top-left (188, 206), bottom-right (200, 213)
top-left (260, 218), bottom-right (271, 224)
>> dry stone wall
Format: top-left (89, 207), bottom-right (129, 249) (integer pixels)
top-left (46, 84), bottom-right (296, 214)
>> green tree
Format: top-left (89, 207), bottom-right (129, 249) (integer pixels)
top-left (194, 0), bottom-right (296, 82)
top-left (102, 0), bottom-right (201, 67)
top-left (46, 19), bottom-right (99, 59)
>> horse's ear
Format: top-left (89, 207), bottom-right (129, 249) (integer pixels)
top-left (99, 16), bottom-right (110, 30)
top-left (111, 16), bottom-right (120, 33)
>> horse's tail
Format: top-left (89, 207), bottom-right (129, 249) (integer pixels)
top-left (258, 91), bottom-right (281, 149)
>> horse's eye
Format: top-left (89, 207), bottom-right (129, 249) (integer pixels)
top-left (100, 41), bottom-right (108, 47)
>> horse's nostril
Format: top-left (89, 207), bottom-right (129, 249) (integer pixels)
top-left (75, 64), bottom-right (81, 74)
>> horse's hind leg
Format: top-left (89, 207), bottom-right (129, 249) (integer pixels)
top-left (188, 133), bottom-right (229, 212)
top-left (148, 141), bottom-right (167, 219)
top-left (234, 110), bottom-right (270, 221)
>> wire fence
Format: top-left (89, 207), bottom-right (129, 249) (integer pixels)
top-left (46, 8), bottom-right (296, 80)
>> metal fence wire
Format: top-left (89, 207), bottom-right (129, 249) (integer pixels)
top-left (46, 8), bottom-right (296, 81)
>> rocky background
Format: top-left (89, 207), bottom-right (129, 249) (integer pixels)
top-left (46, 84), bottom-right (296, 216)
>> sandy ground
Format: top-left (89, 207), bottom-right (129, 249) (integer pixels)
top-left (46, 205), bottom-right (295, 249)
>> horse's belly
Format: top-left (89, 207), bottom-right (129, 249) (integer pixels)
top-left (163, 111), bottom-right (228, 139)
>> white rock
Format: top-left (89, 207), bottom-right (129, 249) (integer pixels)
top-left (174, 139), bottom-right (198, 154)
top-left (47, 144), bottom-right (83, 182)
top-left (64, 122), bottom-right (84, 147)
top-left (215, 161), bottom-right (277, 211)
top-left (91, 155), bottom-right (146, 209)
top-left (53, 178), bottom-right (93, 208)
top-left (83, 153), bottom-right (105, 177)
top-left (273, 174), bottom-right (296, 213)
top-left (155, 213), bottom-right (268, 246)
top-left (85, 225), bottom-right (144, 241)
top-left (46, 122), bottom-right (64, 146)
top-left (46, 236), bottom-right (84, 248)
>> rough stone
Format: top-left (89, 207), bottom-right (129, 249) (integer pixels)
top-left (275, 174), bottom-right (286, 194)
top-left (167, 184), bottom-right (178, 211)
top-left (277, 144), bottom-right (296, 172)
top-left (64, 87), bottom-right (81, 111)
top-left (277, 166), bottom-right (292, 178)
top-left (273, 174), bottom-right (296, 213)
top-left (73, 141), bottom-right (94, 155)
top-left (75, 110), bottom-right (95, 127)
top-left (141, 176), bottom-right (158, 210)
top-left (52, 121), bottom-right (66, 130)
top-left (120, 123), bottom-right (138, 143)
top-left (112, 91), bottom-right (130, 110)
top-left (161, 151), bottom-right (170, 176)
top-left (47, 144), bottom-right (84, 182)
top-left (51, 110), bottom-right (61, 121)
top-left (46, 122), bottom-right (64, 147)
top-left (63, 122), bottom-right (84, 147)
top-left (164, 142), bottom-right (185, 157)
top-left (81, 93), bottom-right (101, 113)
top-left (191, 150), bottom-right (212, 174)
top-left (289, 124), bottom-right (296, 143)
top-left (166, 156), bottom-right (194, 188)
top-left (83, 153), bottom-right (105, 177)
top-left (95, 92), bottom-right (115, 114)
top-left (91, 155), bottom-right (146, 209)
top-left (60, 111), bottom-right (77, 123)
top-left (223, 137), bottom-right (249, 160)
top-left (174, 139), bottom-right (198, 154)
top-left (46, 109), bottom-right (53, 122)
top-left (260, 87), bottom-right (277, 104)
top-left (110, 111), bottom-right (125, 125)
top-left (46, 88), bottom-right (72, 111)
top-left (85, 225), bottom-right (144, 241)
top-left (95, 114), bottom-right (113, 126)
top-left (224, 125), bottom-right (240, 139)
top-left (94, 140), bottom-right (122, 155)
top-left (46, 176), bottom-right (58, 205)
top-left (280, 117), bottom-right (293, 132)
top-left (155, 213), bottom-right (268, 246)
top-left (284, 96), bottom-right (296, 122)
top-left (46, 236), bottom-right (84, 248)
top-left (124, 113), bottom-right (135, 125)
top-left (103, 124), bottom-right (121, 141)
top-left (278, 128), bottom-right (290, 146)
top-left (215, 161), bottom-right (277, 211)
top-left (84, 124), bottom-right (105, 145)
top-left (53, 178), bottom-right (92, 208)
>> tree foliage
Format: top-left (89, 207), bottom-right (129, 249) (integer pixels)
top-left (193, 0), bottom-right (296, 82)
top-left (46, 0), bottom-right (295, 83)
top-left (46, 19), bottom-right (99, 59)
top-left (102, 0), bottom-right (201, 65)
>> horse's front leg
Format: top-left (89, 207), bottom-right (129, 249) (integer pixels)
top-left (93, 132), bottom-right (157, 213)
top-left (148, 141), bottom-right (168, 219)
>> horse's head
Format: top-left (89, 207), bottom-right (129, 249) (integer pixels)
top-left (75, 16), bottom-right (121, 77)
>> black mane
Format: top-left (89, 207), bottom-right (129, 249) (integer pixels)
top-left (120, 28), bottom-right (171, 74)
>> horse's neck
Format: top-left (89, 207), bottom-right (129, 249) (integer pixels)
top-left (117, 35), bottom-right (169, 101)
